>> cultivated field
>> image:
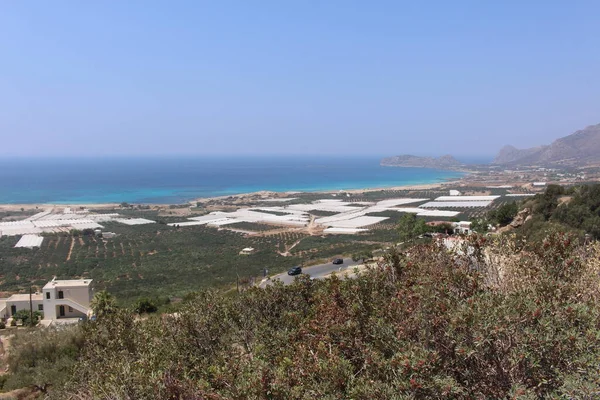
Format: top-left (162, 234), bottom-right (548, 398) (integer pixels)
top-left (0, 187), bottom-right (527, 303)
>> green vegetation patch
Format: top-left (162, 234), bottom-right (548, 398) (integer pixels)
top-left (10, 232), bottom-right (600, 399)
top-left (225, 222), bottom-right (274, 232)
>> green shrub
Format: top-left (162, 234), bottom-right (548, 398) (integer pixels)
top-left (133, 297), bottom-right (158, 314)
top-left (3, 327), bottom-right (85, 393)
top-left (12, 310), bottom-right (42, 327)
top-left (49, 233), bottom-right (600, 399)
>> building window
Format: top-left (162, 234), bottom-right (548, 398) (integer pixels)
top-left (46, 292), bottom-right (50, 299)
top-left (58, 291), bottom-right (64, 299)
top-left (68, 306), bottom-right (73, 313)
top-left (38, 304), bottom-right (43, 311)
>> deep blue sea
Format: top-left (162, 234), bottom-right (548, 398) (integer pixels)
top-left (0, 156), bottom-right (466, 204)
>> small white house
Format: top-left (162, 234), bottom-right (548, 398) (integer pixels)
top-left (453, 221), bottom-right (472, 235)
top-left (0, 293), bottom-right (44, 320)
top-left (42, 278), bottom-right (94, 321)
top-left (0, 278), bottom-right (94, 325)
top-left (449, 190), bottom-right (462, 196)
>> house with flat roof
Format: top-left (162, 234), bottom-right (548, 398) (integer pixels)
top-left (0, 293), bottom-right (44, 320)
top-left (0, 278), bottom-right (94, 324)
top-left (453, 221), bottom-right (472, 235)
top-left (42, 278), bottom-right (93, 321)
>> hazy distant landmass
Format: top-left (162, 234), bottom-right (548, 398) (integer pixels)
top-left (380, 154), bottom-right (462, 169)
top-left (493, 123), bottom-right (600, 166)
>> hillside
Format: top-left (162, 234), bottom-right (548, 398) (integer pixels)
top-left (493, 145), bottom-right (546, 165)
top-left (380, 154), bottom-right (461, 169)
top-left (5, 232), bottom-right (600, 399)
top-left (471, 184), bottom-right (600, 242)
top-left (493, 123), bottom-right (600, 166)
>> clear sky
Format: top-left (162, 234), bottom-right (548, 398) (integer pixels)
top-left (1, 1), bottom-right (599, 157)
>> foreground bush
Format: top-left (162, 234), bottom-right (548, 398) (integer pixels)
top-left (18, 233), bottom-right (600, 398)
top-left (3, 327), bottom-right (85, 394)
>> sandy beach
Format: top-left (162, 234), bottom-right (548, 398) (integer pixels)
top-left (0, 180), bottom-right (459, 211)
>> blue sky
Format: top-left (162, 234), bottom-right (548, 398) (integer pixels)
top-left (1, 1), bottom-right (599, 157)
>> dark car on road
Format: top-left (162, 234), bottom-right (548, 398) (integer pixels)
top-left (332, 258), bottom-right (344, 265)
top-left (287, 266), bottom-right (302, 276)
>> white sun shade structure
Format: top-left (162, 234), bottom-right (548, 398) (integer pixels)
top-left (287, 203), bottom-right (360, 213)
top-left (87, 214), bottom-right (121, 222)
top-left (434, 195), bottom-right (500, 202)
top-left (375, 198), bottom-right (429, 207)
top-left (0, 219), bottom-right (104, 236)
top-left (207, 218), bottom-right (241, 227)
top-left (420, 201), bottom-right (493, 208)
top-left (165, 196), bottom-right (467, 234)
top-left (323, 216), bottom-right (388, 229)
top-left (416, 210), bottom-right (461, 217)
top-left (506, 193), bottom-right (536, 197)
top-left (114, 218), bottom-right (156, 225)
top-left (168, 219), bottom-right (229, 227)
top-left (323, 227), bottom-right (368, 234)
top-left (256, 198), bottom-right (298, 202)
top-left (37, 214), bottom-right (88, 220)
top-left (390, 208), bottom-right (422, 213)
top-left (250, 207), bottom-right (304, 215)
top-left (314, 199), bottom-right (346, 203)
top-left (173, 209), bottom-right (310, 228)
top-left (219, 209), bottom-right (309, 226)
top-left (15, 235), bottom-right (44, 248)
top-left (33, 219), bottom-right (102, 228)
top-left (315, 208), bottom-right (369, 225)
top-left (188, 214), bottom-right (234, 223)
top-left (25, 210), bottom-right (52, 221)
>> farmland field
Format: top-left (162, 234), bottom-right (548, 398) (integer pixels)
top-left (0, 188), bottom-right (520, 304)
top-left (0, 222), bottom-right (302, 303)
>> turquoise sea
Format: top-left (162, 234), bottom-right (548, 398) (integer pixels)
top-left (0, 156), bottom-right (466, 204)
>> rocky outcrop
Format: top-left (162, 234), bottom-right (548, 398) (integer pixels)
top-left (509, 208), bottom-right (531, 229)
top-left (496, 208), bottom-right (531, 234)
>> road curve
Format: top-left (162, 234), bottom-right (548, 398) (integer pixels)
top-left (259, 258), bottom-right (362, 288)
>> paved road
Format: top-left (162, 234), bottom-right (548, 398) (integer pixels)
top-left (259, 258), bottom-right (362, 287)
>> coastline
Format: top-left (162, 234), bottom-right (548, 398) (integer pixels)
top-left (0, 156), bottom-right (467, 208)
top-left (0, 179), bottom-right (465, 211)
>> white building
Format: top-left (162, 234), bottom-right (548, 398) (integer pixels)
top-left (453, 221), bottom-right (472, 234)
top-left (42, 278), bottom-right (94, 321)
top-left (0, 293), bottom-right (44, 320)
top-left (0, 278), bottom-right (94, 324)
top-left (239, 247), bottom-right (255, 255)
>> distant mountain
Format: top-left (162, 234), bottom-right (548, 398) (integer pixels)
top-left (380, 154), bottom-right (462, 169)
top-left (493, 123), bottom-right (600, 166)
top-left (493, 145), bottom-right (546, 165)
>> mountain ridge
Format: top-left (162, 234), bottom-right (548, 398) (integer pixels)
top-left (493, 123), bottom-right (600, 166)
